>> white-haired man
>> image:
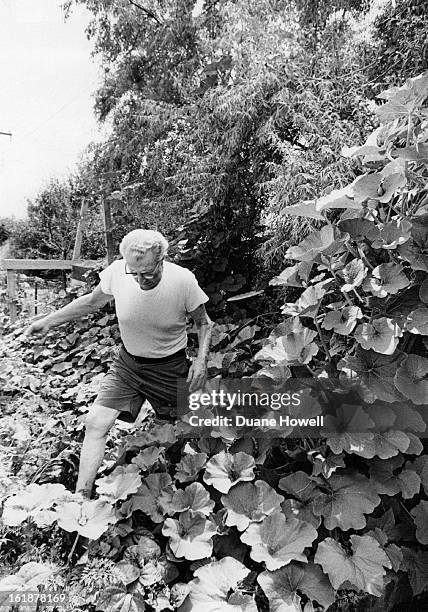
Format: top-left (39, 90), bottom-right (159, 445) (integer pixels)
top-left (27, 229), bottom-right (213, 498)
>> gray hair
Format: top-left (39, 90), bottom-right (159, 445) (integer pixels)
top-left (119, 229), bottom-right (169, 261)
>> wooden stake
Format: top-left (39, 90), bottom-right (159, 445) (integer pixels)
top-left (67, 533), bottom-right (80, 565)
top-left (6, 269), bottom-right (17, 322)
top-left (72, 199), bottom-right (89, 262)
top-left (101, 195), bottom-right (115, 264)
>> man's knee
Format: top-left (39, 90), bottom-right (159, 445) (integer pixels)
top-left (84, 404), bottom-right (119, 438)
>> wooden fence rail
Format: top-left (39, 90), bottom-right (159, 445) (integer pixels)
top-left (0, 259), bottom-right (100, 322)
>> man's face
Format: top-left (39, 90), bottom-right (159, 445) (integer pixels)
top-left (125, 250), bottom-right (164, 290)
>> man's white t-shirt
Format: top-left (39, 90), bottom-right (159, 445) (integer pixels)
top-left (99, 259), bottom-right (209, 358)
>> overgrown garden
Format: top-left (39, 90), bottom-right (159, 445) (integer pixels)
top-left (1, 1), bottom-right (428, 611)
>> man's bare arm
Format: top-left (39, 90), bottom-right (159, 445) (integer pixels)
top-left (186, 304), bottom-right (213, 392)
top-left (27, 284), bottom-right (113, 336)
top-left (188, 303), bottom-right (214, 363)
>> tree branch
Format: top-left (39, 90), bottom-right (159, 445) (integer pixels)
top-left (128, 0), bottom-right (163, 26)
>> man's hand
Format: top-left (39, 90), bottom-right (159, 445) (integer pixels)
top-left (187, 358), bottom-right (208, 393)
top-left (26, 316), bottom-right (52, 338)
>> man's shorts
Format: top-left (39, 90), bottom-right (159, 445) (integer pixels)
top-left (95, 345), bottom-right (190, 423)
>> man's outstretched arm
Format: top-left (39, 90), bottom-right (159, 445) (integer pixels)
top-left (26, 284), bottom-right (113, 337)
top-left (186, 303), bottom-right (213, 392)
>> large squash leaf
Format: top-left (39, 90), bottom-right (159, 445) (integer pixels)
top-left (311, 452), bottom-right (346, 479)
top-left (401, 547), bottom-right (428, 595)
top-left (366, 528), bottom-right (403, 572)
top-left (341, 127), bottom-right (386, 162)
top-left (269, 262), bottom-right (313, 288)
top-left (411, 501), bottom-right (428, 545)
top-left (221, 481), bottom-right (284, 531)
top-left (129, 473), bottom-right (175, 522)
top-left (96, 465), bottom-right (142, 503)
top-left (322, 404), bottom-right (375, 458)
top-left (405, 307), bottom-right (428, 335)
top-left (123, 536), bottom-right (161, 565)
top-left (281, 200), bottom-right (325, 220)
top-left (365, 263), bottom-right (409, 297)
top-left (322, 306), bottom-right (362, 335)
top-left (394, 354), bottom-right (428, 405)
top-left (285, 225), bottom-right (335, 262)
top-left (2, 483), bottom-right (68, 527)
top-left (315, 535), bottom-right (391, 596)
top-left (369, 456), bottom-right (421, 498)
top-left (240, 512), bottom-right (317, 571)
top-left (398, 214), bottom-right (428, 272)
top-left (315, 184), bottom-right (357, 211)
top-left (167, 482), bottom-right (215, 516)
top-left (406, 454), bottom-right (428, 495)
top-left (124, 423), bottom-right (176, 451)
top-left (257, 562), bottom-right (335, 612)
top-left (203, 451), bottom-right (255, 493)
top-left (255, 319), bottom-right (318, 366)
top-left (179, 556), bottom-right (257, 612)
top-left (162, 510), bottom-right (217, 560)
top-left (312, 473), bottom-right (380, 531)
top-left (55, 498), bottom-right (117, 540)
top-left (175, 453), bottom-right (208, 483)
top-left (362, 404), bottom-right (411, 459)
top-left (278, 471), bottom-right (321, 528)
top-left (131, 447), bottom-right (164, 470)
top-left (96, 586), bottom-right (146, 612)
top-left (338, 348), bottom-right (405, 403)
top-left (340, 259), bottom-right (367, 293)
top-left (369, 219), bottom-right (412, 250)
top-left (354, 318), bottom-right (403, 355)
top-left (0, 563), bottom-right (55, 607)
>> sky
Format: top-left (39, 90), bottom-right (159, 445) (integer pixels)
top-left (0, 0), bottom-right (103, 218)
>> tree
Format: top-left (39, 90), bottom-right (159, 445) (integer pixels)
top-left (65, 0), bottom-right (298, 313)
top-left (0, 220), bottom-right (11, 245)
top-left (8, 176), bottom-right (105, 261)
top-left (367, 0), bottom-right (428, 86)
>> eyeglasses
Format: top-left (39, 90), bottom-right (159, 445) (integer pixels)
top-left (125, 260), bottom-right (163, 278)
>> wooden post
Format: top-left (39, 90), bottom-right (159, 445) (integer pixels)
top-left (6, 269), bottom-right (17, 322)
top-left (34, 281), bottom-right (38, 316)
top-left (72, 199), bottom-right (89, 261)
top-left (101, 195), bottom-right (115, 264)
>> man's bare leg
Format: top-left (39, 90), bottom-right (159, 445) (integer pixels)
top-left (75, 404), bottom-right (120, 498)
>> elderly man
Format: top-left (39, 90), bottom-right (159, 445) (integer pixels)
top-left (27, 229), bottom-right (213, 498)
